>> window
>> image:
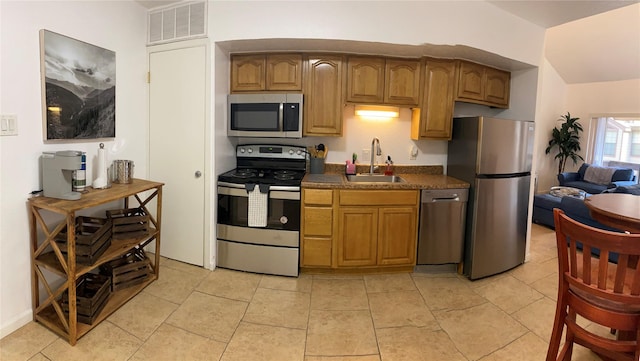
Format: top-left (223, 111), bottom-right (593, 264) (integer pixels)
top-left (603, 128), bottom-right (618, 156)
top-left (631, 131), bottom-right (640, 157)
top-left (589, 116), bottom-right (640, 182)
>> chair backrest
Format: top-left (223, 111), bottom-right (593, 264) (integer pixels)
top-left (554, 208), bottom-right (640, 305)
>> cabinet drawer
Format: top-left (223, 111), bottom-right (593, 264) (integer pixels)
top-left (304, 189), bottom-right (333, 205)
top-left (303, 207), bottom-right (333, 236)
top-left (339, 190), bottom-right (418, 206)
top-left (301, 237), bottom-right (332, 267)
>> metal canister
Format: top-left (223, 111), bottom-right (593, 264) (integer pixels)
top-left (112, 160), bottom-right (134, 184)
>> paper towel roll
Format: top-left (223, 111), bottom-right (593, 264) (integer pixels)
top-left (92, 143), bottom-right (108, 188)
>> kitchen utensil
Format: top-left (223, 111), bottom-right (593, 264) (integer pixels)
top-left (316, 144), bottom-right (327, 158)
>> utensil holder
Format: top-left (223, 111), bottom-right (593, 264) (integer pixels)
top-left (310, 158), bottom-right (325, 174)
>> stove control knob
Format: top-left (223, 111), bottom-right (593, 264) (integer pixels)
top-left (296, 150), bottom-right (302, 155)
top-left (288, 149), bottom-right (294, 155)
top-left (247, 148), bottom-right (253, 153)
top-left (239, 148), bottom-right (245, 153)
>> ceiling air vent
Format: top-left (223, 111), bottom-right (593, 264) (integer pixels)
top-left (148, 1), bottom-right (206, 45)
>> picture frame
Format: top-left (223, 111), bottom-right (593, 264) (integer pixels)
top-left (40, 30), bottom-right (116, 141)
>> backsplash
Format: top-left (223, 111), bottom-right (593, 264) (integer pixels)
top-left (323, 163), bottom-right (443, 175)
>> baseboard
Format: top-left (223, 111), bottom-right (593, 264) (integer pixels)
top-left (0, 309), bottom-right (32, 339)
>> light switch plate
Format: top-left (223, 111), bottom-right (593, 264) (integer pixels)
top-left (1, 114), bottom-right (18, 136)
top-left (362, 148), bottom-right (371, 161)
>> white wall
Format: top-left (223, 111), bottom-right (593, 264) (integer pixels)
top-left (210, 1), bottom-right (545, 66)
top-left (534, 59), bottom-right (569, 192)
top-left (567, 78), bottom-right (640, 168)
top-left (0, 0), bottom-right (148, 338)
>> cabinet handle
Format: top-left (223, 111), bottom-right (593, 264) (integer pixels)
top-left (195, 171), bottom-right (202, 178)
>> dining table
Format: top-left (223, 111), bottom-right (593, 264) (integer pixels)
top-left (584, 193), bottom-right (640, 234)
top-left (584, 192), bottom-right (640, 347)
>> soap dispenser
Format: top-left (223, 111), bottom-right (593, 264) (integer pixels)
top-left (384, 155), bottom-right (394, 176)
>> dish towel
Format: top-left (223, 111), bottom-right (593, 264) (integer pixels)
top-left (246, 183), bottom-right (269, 227)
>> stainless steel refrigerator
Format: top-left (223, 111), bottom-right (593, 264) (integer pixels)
top-left (447, 116), bottom-right (535, 280)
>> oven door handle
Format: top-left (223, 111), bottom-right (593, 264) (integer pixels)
top-left (218, 186), bottom-right (300, 200)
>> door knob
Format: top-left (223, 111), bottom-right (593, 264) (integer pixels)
top-left (195, 171), bottom-right (202, 178)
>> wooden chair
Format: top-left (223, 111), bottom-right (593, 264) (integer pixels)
top-left (547, 208), bottom-right (640, 361)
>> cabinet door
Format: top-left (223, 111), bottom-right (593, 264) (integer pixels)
top-left (411, 59), bottom-right (457, 140)
top-left (266, 54), bottom-right (302, 91)
top-left (303, 54), bottom-right (345, 136)
top-left (346, 56), bottom-right (385, 103)
top-left (484, 67), bottom-right (510, 108)
top-left (377, 207), bottom-right (417, 266)
top-left (337, 207), bottom-right (378, 267)
top-left (384, 59), bottom-right (420, 105)
top-left (456, 61), bottom-right (484, 101)
top-left (230, 54), bottom-right (266, 92)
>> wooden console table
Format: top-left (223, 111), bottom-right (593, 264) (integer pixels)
top-left (28, 179), bottom-right (163, 345)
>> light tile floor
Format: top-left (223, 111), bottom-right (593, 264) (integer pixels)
top-left (1, 224), bottom-right (610, 360)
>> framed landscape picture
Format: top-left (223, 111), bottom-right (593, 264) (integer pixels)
top-left (40, 30), bottom-right (116, 140)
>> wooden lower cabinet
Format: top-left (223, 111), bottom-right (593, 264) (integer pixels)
top-left (337, 207), bottom-right (378, 267)
top-left (301, 188), bottom-right (418, 271)
top-left (301, 189), bottom-right (334, 267)
top-left (377, 207), bottom-right (418, 265)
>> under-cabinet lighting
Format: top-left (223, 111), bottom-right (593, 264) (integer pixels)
top-left (47, 106), bottom-right (61, 113)
top-left (355, 105), bottom-right (400, 118)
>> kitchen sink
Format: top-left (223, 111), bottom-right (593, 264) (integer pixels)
top-left (346, 174), bottom-right (405, 183)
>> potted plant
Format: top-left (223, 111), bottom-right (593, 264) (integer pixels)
top-left (545, 112), bottom-right (584, 174)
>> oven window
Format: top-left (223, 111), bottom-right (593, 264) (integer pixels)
top-left (230, 103), bottom-right (279, 131)
top-left (218, 193), bottom-right (300, 231)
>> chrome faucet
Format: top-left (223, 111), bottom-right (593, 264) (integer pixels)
top-left (370, 137), bottom-right (382, 174)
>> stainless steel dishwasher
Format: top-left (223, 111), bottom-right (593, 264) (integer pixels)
top-left (417, 188), bottom-right (468, 264)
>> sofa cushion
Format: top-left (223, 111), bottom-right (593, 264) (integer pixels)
top-left (561, 181), bottom-right (607, 195)
top-left (578, 163), bottom-right (590, 179)
top-left (613, 185), bottom-right (640, 195)
top-left (612, 168), bottom-right (634, 182)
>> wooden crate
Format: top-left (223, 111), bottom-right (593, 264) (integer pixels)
top-left (55, 216), bottom-right (112, 265)
top-left (100, 248), bottom-right (152, 292)
top-left (106, 207), bottom-right (150, 238)
top-left (61, 273), bottom-right (111, 325)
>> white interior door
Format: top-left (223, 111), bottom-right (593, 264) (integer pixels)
top-left (149, 45), bottom-right (206, 266)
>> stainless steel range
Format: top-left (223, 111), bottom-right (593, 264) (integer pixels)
top-left (216, 144), bottom-right (306, 277)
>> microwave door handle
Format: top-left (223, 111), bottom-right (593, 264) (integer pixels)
top-left (279, 103), bottom-right (284, 131)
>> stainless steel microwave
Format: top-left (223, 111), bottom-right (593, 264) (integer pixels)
top-left (228, 93), bottom-right (303, 138)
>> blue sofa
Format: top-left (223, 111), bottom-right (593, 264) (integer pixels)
top-left (558, 163), bottom-right (636, 194)
top-left (533, 184), bottom-right (640, 229)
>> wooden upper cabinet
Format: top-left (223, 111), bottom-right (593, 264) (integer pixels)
top-left (456, 60), bottom-right (510, 108)
top-left (384, 59), bottom-right (421, 105)
top-left (484, 67), bottom-right (510, 107)
top-left (266, 54), bottom-right (303, 91)
top-left (303, 54), bottom-right (346, 136)
top-left (230, 54), bottom-right (266, 92)
top-left (411, 58), bottom-right (457, 140)
top-left (346, 56), bottom-right (420, 106)
top-left (346, 57), bottom-right (385, 103)
top-left (230, 53), bottom-right (302, 92)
